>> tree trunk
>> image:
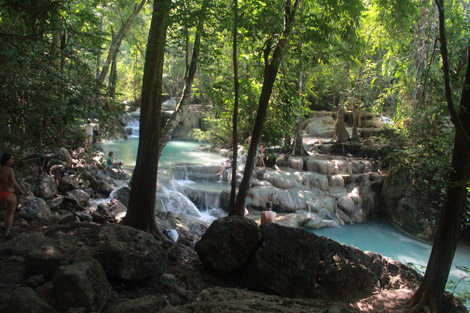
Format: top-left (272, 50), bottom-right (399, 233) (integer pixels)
top-left (158, 0), bottom-right (208, 159)
top-left (230, 0), bottom-right (240, 208)
top-left (231, 0), bottom-right (300, 216)
top-left (122, 0), bottom-right (171, 240)
top-left (108, 53), bottom-right (118, 99)
top-left (408, 1), bottom-right (470, 311)
top-left (97, 0), bottom-right (146, 85)
top-left (352, 103), bottom-right (359, 141)
top-left (291, 66), bottom-right (308, 156)
top-left (333, 64), bottom-right (351, 143)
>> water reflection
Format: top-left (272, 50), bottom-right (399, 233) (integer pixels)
top-left (99, 137), bottom-right (224, 168)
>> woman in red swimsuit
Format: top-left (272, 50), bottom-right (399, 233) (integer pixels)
top-left (0, 153), bottom-right (25, 238)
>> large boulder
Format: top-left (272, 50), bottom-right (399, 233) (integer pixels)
top-left (64, 189), bottom-right (90, 210)
top-left (94, 200), bottom-right (127, 223)
top-left (19, 196), bottom-right (52, 218)
top-left (58, 147), bottom-right (72, 168)
top-left (57, 175), bottom-right (80, 193)
top-left (25, 244), bottom-right (66, 280)
top-left (85, 224), bottom-right (168, 280)
top-left (53, 258), bottom-right (112, 312)
top-left (110, 185), bottom-right (131, 207)
top-left (158, 287), bottom-right (359, 313)
top-left (0, 287), bottom-right (56, 313)
top-left (195, 216), bottom-right (261, 276)
top-left (382, 169), bottom-right (438, 241)
top-left (241, 223), bottom-right (416, 300)
top-left (32, 174), bottom-right (57, 200)
top-left (106, 295), bottom-right (168, 313)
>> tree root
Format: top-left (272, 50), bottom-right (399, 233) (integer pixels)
top-left (406, 294), bottom-right (439, 313)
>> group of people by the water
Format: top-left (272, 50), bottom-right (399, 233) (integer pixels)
top-left (82, 118), bottom-right (125, 174)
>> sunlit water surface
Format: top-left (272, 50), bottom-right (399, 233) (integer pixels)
top-left (312, 219), bottom-right (470, 303)
top-left (100, 137), bottom-right (224, 168)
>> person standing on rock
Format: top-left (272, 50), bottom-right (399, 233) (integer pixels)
top-left (258, 144), bottom-right (266, 168)
top-left (82, 119), bottom-right (95, 149)
top-left (0, 153), bottom-right (25, 238)
top-left (261, 201), bottom-right (276, 225)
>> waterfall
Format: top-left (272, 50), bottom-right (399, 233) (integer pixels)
top-left (110, 112), bottom-right (227, 222)
top-left (158, 184), bottom-right (202, 218)
top-left (124, 112), bottom-right (140, 137)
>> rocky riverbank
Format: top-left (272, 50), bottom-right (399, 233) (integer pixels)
top-left (0, 147), bottom-right (468, 312)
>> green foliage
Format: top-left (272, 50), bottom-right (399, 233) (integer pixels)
top-left (408, 262), bottom-right (470, 307)
top-left (0, 0), bottom-right (124, 153)
top-left (447, 265), bottom-right (470, 308)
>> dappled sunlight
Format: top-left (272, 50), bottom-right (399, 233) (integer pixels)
top-left (353, 288), bottom-right (415, 312)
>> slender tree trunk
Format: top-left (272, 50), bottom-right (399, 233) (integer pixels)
top-left (333, 92), bottom-right (350, 143)
top-left (292, 67), bottom-right (307, 156)
top-left (97, 0), bottom-right (146, 85)
top-left (231, 0), bottom-right (300, 216)
top-left (97, 16), bottom-right (103, 79)
top-left (122, 0), bottom-right (171, 240)
top-left (109, 54), bottom-right (118, 99)
top-left (352, 102), bottom-right (359, 141)
top-left (333, 64), bottom-right (351, 143)
top-left (408, 1), bottom-right (470, 311)
top-left (158, 0), bottom-right (208, 158)
top-left (229, 0), bottom-right (240, 208)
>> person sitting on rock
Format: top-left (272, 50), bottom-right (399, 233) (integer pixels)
top-left (261, 201), bottom-right (276, 225)
top-left (216, 157), bottom-right (232, 176)
top-left (106, 151), bottom-right (124, 174)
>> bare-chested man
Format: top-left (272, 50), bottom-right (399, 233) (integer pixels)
top-left (261, 201), bottom-right (276, 225)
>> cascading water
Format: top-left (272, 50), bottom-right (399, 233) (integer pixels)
top-left (100, 112), bottom-right (227, 223)
top-left (124, 112), bottom-right (140, 137)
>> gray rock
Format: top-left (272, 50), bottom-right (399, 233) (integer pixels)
top-left (263, 171), bottom-right (302, 189)
top-left (96, 200), bottom-right (127, 223)
top-left (25, 244), bottom-right (66, 280)
top-left (338, 195), bottom-right (355, 216)
top-left (302, 215), bottom-right (326, 229)
top-left (53, 258), bottom-right (111, 312)
top-left (6, 232), bottom-right (53, 256)
top-left (47, 196), bottom-right (64, 211)
top-left (0, 287), bottom-right (56, 313)
top-left (57, 176), bottom-right (80, 193)
top-left (106, 295), bottom-right (168, 313)
top-left (287, 156), bottom-right (304, 170)
top-left (159, 287), bottom-right (359, 313)
top-left (382, 169), bottom-right (438, 241)
top-left (32, 174), bottom-right (57, 200)
top-left (85, 224), bottom-right (167, 280)
top-left (58, 147), bottom-right (72, 168)
top-left (20, 196), bottom-right (52, 218)
top-left (195, 216), bottom-right (261, 276)
top-left (65, 189), bottom-right (90, 210)
top-left (110, 186), bottom-right (131, 207)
